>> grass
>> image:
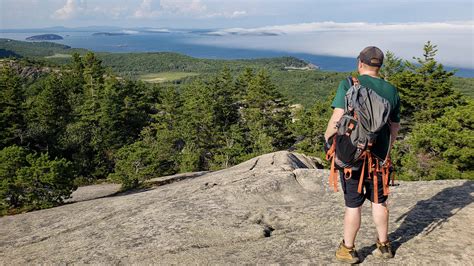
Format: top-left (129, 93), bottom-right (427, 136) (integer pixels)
top-left (139, 72), bottom-right (200, 83)
top-left (45, 53), bottom-right (72, 59)
top-left (452, 76), bottom-right (474, 98)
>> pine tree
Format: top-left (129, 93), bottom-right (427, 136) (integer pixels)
top-left (243, 70), bottom-right (294, 156)
top-left (26, 74), bottom-right (72, 155)
top-left (396, 100), bottom-right (474, 180)
top-left (290, 100), bottom-right (332, 158)
top-left (0, 66), bottom-right (26, 148)
top-left (389, 41), bottom-right (464, 127)
top-left (180, 80), bottom-right (216, 170)
top-left (380, 51), bottom-right (405, 81)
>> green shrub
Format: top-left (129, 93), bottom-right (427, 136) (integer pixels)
top-left (0, 145), bottom-right (75, 215)
top-left (109, 141), bottom-right (177, 190)
top-left (394, 100), bottom-right (474, 181)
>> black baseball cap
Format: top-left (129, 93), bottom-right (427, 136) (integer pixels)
top-left (358, 46), bottom-right (384, 67)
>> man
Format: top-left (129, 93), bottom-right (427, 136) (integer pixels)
top-left (324, 46), bottom-right (401, 263)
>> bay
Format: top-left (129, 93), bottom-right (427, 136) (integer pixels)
top-left (0, 30), bottom-right (471, 77)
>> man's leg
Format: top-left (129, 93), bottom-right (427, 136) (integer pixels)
top-left (369, 173), bottom-right (394, 259)
top-left (372, 202), bottom-right (389, 242)
top-left (336, 172), bottom-right (365, 263)
top-left (344, 206), bottom-right (361, 248)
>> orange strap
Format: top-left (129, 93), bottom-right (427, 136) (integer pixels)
top-left (325, 137), bottom-right (336, 161)
top-left (382, 164), bottom-right (389, 196)
top-left (367, 153), bottom-right (373, 179)
top-left (357, 152), bottom-right (366, 194)
top-left (326, 136), bottom-right (339, 192)
top-left (329, 156), bottom-right (339, 192)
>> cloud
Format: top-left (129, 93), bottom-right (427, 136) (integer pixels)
top-left (52, 0), bottom-right (86, 20)
top-left (132, 0), bottom-right (246, 19)
top-left (93, 6), bottom-right (128, 19)
top-left (205, 10), bottom-right (247, 19)
top-left (160, 0), bottom-right (207, 14)
top-left (133, 0), bottom-right (207, 18)
top-left (207, 21), bottom-right (474, 36)
top-left (195, 21), bottom-right (474, 68)
top-left (133, 0), bottom-right (161, 19)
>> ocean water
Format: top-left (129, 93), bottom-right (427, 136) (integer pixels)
top-left (1, 30), bottom-right (472, 77)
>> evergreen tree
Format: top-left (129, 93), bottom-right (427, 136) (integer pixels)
top-left (290, 99), bottom-right (332, 158)
top-left (388, 41), bottom-right (464, 127)
top-left (26, 74), bottom-right (72, 155)
top-left (395, 100), bottom-right (473, 180)
top-left (242, 70), bottom-right (294, 156)
top-left (207, 68), bottom-right (246, 169)
top-left (380, 51), bottom-right (405, 81)
top-left (0, 145), bottom-right (75, 214)
top-left (0, 66), bottom-right (26, 148)
top-left (180, 80), bottom-right (217, 170)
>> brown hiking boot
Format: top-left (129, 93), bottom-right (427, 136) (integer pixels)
top-left (373, 239), bottom-right (394, 259)
top-left (335, 240), bottom-right (360, 264)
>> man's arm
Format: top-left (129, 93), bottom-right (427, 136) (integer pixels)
top-left (324, 108), bottom-right (344, 142)
top-left (389, 121), bottom-right (400, 147)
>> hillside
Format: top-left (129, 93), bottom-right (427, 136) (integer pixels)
top-left (1, 38), bottom-right (472, 105)
top-left (0, 38), bottom-right (86, 58)
top-left (0, 151), bottom-right (471, 264)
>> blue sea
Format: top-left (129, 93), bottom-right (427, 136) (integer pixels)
top-left (1, 30), bottom-right (472, 77)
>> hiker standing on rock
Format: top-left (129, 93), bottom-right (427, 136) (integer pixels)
top-left (323, 46), bottom-right (401, 263)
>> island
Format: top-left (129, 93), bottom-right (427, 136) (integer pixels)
top-left (92, 32), bottom-right (130, 36)
top-left (26, 34), bottom-right (63, 41)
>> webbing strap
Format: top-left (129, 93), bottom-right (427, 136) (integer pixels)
top-left (329, 156), bottom-right (339, 192)
top-left (326, 137), bottom-right (339, 192)
top-left (373, 164), bottom-right (379, 204)
top-left (382, 166), bottom-right (389, 196)
top-left (357, 153), bottom-right (366, 194)
top-left (367, 153), bottom-right (373, 179)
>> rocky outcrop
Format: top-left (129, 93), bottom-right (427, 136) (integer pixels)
top-left (0, 151), bottom-right (472, 264)
top-left (0, 59), bottom-right (54, 79)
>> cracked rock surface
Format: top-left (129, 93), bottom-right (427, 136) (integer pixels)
top-left (0, 151), bottom-right (472, 264)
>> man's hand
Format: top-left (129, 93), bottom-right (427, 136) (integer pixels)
top-left (389, 121), bottom-right (400, 147)
top-left (324, 139), bottom-right (332, 154)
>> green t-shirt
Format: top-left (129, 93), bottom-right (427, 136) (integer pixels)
top-left (331, 74), bottom-right (401, 159)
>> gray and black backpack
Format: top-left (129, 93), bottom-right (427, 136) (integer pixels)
top-left (326, 76), bottom-right (393, 199)
top-left (334, 76), bottom-right (391, 169)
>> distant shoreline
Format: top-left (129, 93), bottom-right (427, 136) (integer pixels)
top-left (1, 31), bottom-right (472, 78)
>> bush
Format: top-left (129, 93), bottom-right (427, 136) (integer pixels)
top-left (393, 100), bottom-right (474, 181)
top-left (109, 141), bottom-right (177, 190)
top-left (0, 145), bottom-right (75, 215)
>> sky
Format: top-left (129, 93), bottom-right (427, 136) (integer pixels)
top-left (1, 0), bottom-right (473, 29)
top-left (0, 0), bottom-right (473, 68)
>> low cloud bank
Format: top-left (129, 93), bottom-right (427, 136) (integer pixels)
top-left (199, 21), bottom-right (474, 68)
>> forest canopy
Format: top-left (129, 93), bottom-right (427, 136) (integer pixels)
top-left (0, 41), bottom-right (472, 215)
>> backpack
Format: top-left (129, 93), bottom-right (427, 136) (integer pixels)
top-left (326, 76), bottom-right (393, 202)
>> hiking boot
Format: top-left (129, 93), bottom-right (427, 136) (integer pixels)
top-left (373, 239), bottom-right (393, 259)
top-left (335, 240), bottom-right (360, 264)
